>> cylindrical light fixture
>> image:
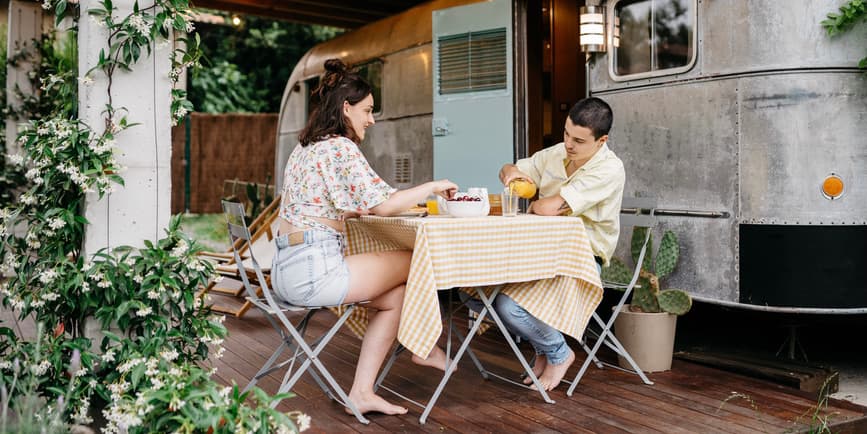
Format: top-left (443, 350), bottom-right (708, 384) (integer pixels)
top-left (580, 5), bottom-right (606, 53)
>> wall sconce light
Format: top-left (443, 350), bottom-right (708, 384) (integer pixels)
top-left (579, 5), bottom-right (606, 53)
top-left (231, 15), bottom-right (242, 27)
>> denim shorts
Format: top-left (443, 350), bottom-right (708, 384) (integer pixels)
top-left (271, 230), bottom-right (350, 307)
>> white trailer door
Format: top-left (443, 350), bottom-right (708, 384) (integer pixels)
top-left (432, 0), bottom-right (513, 192)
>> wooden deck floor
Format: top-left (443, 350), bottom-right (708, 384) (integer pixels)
top-left (210, 307), bottom-right (867, 433)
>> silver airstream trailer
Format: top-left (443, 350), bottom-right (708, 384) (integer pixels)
top-left (276, 0), bottom-right (867, 312)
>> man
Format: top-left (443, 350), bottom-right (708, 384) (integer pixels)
top-left (496, 97), bottom-right (625, 391)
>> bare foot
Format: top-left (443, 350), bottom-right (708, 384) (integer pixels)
top-left (529, 349), bottom-right (575, 391)
top-left (345, 391), bottom-right (408, 416)
top-left (411, 346), bottom-right (454, 373)
top-left (522, 354), bottom-right (547, 385)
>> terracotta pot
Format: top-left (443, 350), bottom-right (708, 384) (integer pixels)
top-left (613, 305), bottom-right (677, 372)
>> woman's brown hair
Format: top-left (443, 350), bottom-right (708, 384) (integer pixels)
top-left (298, 59), bottom-right (372, 146)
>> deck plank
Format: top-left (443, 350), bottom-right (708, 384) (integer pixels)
top-left (3, 306), bottom-right (864, 432)
top-left (211, 308), bottom-right (867, 432)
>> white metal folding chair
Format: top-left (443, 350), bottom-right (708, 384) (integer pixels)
top-left (221, 201), bottom-right (370, 424)
top-left (566, 197), bottom-right (657, 396)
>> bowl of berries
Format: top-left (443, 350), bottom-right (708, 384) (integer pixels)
top-left (444, 193), bottom-right (489, 217)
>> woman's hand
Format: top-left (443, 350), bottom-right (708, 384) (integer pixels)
top-left (431, 179), bottom-right (458, 200)
top-left (339, 210), bottom-right (369, 221)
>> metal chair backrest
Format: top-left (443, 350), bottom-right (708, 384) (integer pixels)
top-left (222, 200), bottom-right (272, 305)
top-left (619, 197), bottom-right (657, 231)
top-left (612, 197), bottom-right (658, 302)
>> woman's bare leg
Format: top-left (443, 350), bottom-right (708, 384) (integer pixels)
top-left (342, 250), bottom-right (411, 415)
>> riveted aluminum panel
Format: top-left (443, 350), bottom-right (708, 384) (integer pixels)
top-left (358, 116), bottom-right (434, 188)
top-left (703, 0), bottom-right (867, 74)
top-left (738, 72), bottom-right (867, 225)
top-left (600, 80), bottom-right (739, 302)
top-left (382, 45), bottom-right (434, 119)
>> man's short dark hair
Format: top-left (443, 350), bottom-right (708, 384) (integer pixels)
top-left (568, 97), bottom-right (613, 139)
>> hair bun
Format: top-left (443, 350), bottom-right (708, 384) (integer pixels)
top-left (319, 58), bottom-right (349, 96)
top-left (324, 58), bottom-right (348, 74)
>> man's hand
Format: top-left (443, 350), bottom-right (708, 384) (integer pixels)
top-left (529, 194), bottom-right (570, 216)
top-left (499, 164), bottom-right (533, 186)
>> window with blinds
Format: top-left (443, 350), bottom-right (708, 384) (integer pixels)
top-left (437, 28), bottom-right (508, 95)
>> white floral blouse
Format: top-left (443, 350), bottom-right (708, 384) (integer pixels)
top-left (280, 135), bottom-right (395, 232)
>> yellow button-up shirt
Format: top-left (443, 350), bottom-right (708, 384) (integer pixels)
top-left (516, 142), bottom-right (625, 265)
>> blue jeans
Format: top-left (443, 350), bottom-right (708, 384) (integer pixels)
top-left (271, 230), bottom-right (350, 307)
top-left (463, 263), bottom-right (602, 366)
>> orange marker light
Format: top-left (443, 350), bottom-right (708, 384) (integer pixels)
top-left (821, 174), bottom-right (844, 200)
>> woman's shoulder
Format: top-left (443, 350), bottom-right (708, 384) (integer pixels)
top-left (308, 135), bottom-right (357, 151)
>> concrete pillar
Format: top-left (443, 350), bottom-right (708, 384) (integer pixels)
top-left (79, 0), bottom-right (173, 253)
top-left (5, 0), bottom-right (43, 155)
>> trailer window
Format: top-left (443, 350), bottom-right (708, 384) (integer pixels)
top-left (357, 61), bottom-right (383, 115)
top-left (610, 0), bottom-right (696, 80)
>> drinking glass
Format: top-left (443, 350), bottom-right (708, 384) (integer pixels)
top-left (501, 188), bottom-right (519, 217)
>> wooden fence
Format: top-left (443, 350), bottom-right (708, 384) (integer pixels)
top-left (171, 113), bottom-right (277, 214)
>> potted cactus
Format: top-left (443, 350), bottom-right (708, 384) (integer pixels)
top-left (603, 227), bottom-right (692, 372)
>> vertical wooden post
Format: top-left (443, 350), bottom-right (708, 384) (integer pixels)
top-left (79, 0), bottom-right (173, 253)
top-left (5, 0), bottom-right (43, 155)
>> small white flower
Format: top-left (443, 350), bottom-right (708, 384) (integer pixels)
top-left (218, 386), bottom-right (232, 400)
top-left (82, 260), bottom-right (94, 272)
top-left (101, 349), bottom-right (116, 363)
top-left (214, 347), bottom-right (226, 359)
top-left (41, 0), bottom-right (51, 10)
top-left (173, 106), bottom-right (189, 119)
top-left (97, 279), bottom-right (112, 288)
top-left (48, 217), bottom-right (66, 230)
top-left (133, 275), bottom-right (144, 284)
top-left (117, 358), bottom-right (143, 373)
top-left (0, 361), bottom-right (12, 370)
top-left (170, 239), bottom-right (189, 257)
top-left (146, 290), bottom-right (160, 300)
top-left (168, 396), bottom-right (185, 411)
top-left (78, 75), bottom-right (94, 86)
top-left (25, 168), bottom-right (40, 180)
top-left (123, 257), bottom-right (136, 267)
top-left (41, 292), bottom-right (59, 302)
top-left (74, 367), bottom-right (87, 377)
top-left (39, 269), bottom-right (58, 284)
top-left (128, 14), bottom-right (150, 35)
top-left (19, 193), bottom-right (37, 206)
top-left (10, 298), bottom-right (25, 310)
top-left (31, 360), bottom-right (51, 376)
top-left (159, 349), bottom-right (179, 362)
top-left (136, 306), bottom-right (152, 317)
top-left (7, 154), bottom-right (24, 166)
top-left (296, 413), bottom-right (312, 432)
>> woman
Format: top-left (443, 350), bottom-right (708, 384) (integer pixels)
top-left (272, 58), bottom-right (457, 416)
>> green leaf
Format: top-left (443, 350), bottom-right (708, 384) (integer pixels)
top-left (630, 227), bottom-right (653, 271)
top-left (601, 257), bottom-right (632, 288)
top-left (655, 231), bottom-right (679, 278)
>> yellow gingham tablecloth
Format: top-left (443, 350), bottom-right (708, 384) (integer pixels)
top-left (341, 214), bottom-right (604, 359)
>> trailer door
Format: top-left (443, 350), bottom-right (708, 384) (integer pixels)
top-left (432, 0), bottom-right (513, 193)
